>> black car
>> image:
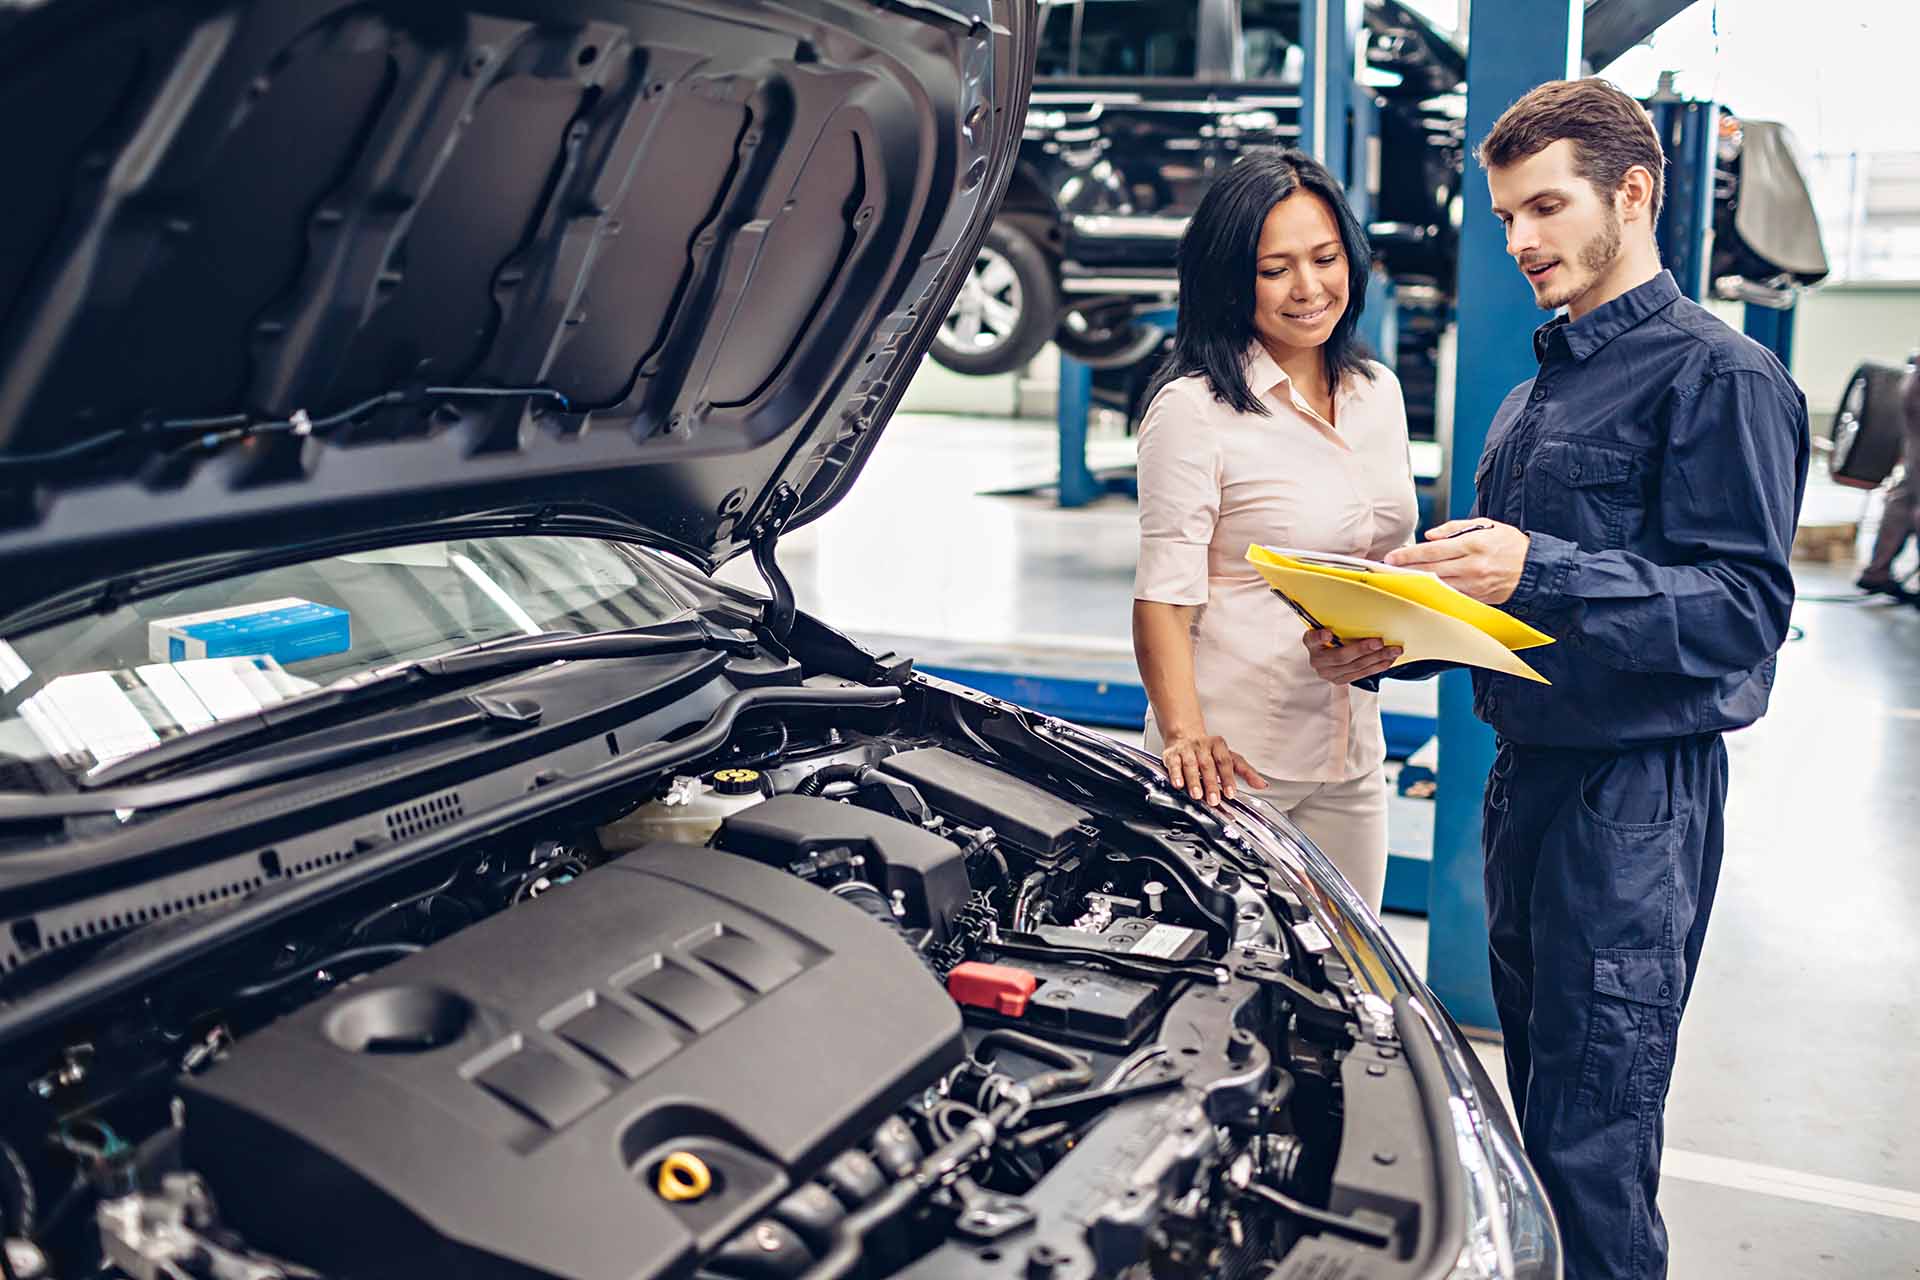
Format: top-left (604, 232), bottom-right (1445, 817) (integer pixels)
top-left (928, 0), bottom-right (1465, 376)
top-left (0, 2), bottom-right (1556, 1279)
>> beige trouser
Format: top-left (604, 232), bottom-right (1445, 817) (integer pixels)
top-left (1253, 767), bottom-right (1389, 914)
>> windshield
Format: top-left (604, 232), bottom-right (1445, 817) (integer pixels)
top-left (0, 537), bottom-right (692, 780)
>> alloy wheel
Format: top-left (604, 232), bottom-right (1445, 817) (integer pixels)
top-left (940, 245), bottom-right (1025, 355)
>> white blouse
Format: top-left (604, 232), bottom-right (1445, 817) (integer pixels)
top-left (1134, 345), bottom-right (1417, 782)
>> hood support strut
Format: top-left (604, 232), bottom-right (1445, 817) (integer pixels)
top-left (750, 483), bottom-right (800, 641)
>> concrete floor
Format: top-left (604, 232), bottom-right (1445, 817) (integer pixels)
top-left (734, 411), bottom-right (1920, 1277)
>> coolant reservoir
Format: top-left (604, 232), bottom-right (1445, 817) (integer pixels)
top-left (599, 769), bottom-right (770, 851)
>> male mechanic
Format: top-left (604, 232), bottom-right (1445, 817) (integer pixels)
top-left (1305, 80), bottom-right (1809, 1279)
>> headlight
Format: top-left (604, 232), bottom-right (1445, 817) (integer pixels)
top-left (1224, 800), bottom-right (1563, 1280)
top-left (1407, 997), bottom-right (1561, 1280)
top-left (1475, 1101), bottom-right (1561, 1279)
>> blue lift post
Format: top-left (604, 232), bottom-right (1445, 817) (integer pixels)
top-left (1053, 354), bottom-right (1102, 509)
top-left (1648, 95), bottom-right (1720, 300)
top-left (1744, 301), bottom-right (1797, 367)
top-left (1051, 306), bottom-right (1178, 509)
top-left (1432, 0), bottom-right (1582, 1030)
top-left (1297, 0), bottom-right (1355, 187)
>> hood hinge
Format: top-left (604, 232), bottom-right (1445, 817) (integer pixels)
top-left (749, 483), bottom-right (800, 641)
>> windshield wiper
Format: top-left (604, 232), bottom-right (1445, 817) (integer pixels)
top-left (0, 618), bottom-right (756, 818)
top-left (396, 616), bottom-right (757, 682)
top-left (0, 693), bottom-right (543, 820)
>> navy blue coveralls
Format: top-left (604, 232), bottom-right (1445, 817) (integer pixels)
top-left (1466, 272), bottom-right (1807, 1279)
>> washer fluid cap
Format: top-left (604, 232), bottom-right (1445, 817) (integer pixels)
top-left (710, 768), bottom-right (765, 797)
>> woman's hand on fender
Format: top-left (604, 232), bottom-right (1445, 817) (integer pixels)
top-left (1161, 731), bottom-right (1267, 808)
top-left (1300, 630), bottom-right (1402, 685)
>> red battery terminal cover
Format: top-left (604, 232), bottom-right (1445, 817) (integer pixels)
top-left (946, 961), bottom-right (1039, 1017)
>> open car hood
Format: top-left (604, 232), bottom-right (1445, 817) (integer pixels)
top-left (0, 0), bottom-right (1033, 624)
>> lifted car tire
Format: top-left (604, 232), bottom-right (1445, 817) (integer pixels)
top-left (929, 223), bottom-right (1058, 376)
top-left (1054, 300), bottom-right (1174, 370)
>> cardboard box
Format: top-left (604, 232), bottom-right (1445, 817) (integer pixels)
top-left (148, 597), bottom-right (350, 665)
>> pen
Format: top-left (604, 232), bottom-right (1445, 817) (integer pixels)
top-left (1438, 521), bottom-right (1495, 539)
top-left (1272, 589), bottom-right (1342, 648)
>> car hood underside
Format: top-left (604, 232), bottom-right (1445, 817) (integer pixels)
top-left (0, 0), bottom-right (1028, 621)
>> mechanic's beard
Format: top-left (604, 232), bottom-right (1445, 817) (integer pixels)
top-left (1539, 209), bottom-right (1622, 311)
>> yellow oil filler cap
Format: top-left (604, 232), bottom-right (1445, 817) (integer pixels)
top-left (657, 1151), bottom-right (714, 1202)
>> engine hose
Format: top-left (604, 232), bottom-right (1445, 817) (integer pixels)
top-left (0, 1146), bottom-right (25, 1280)
top-left (1243, 1182), bottom-right (1394, 1248)
top-left (827, 883), bottom-right (938, 978)
top-left (970, 1029), bottom-right (1094, 1090)
top-left (796, 762), bottom-right (867, 797)
top-left (230, 943), bottom-right (423, 1003)
top-left (0, 1139), bottom-right (33, 1241)
top-left (956, 827), bottom-right (1011, 890)
top-left (727, 722), bottom-right (790, 770)
top-left (1011, 871), bottom-right (1047, 933)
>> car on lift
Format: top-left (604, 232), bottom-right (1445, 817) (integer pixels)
top-left (929, 0), bottom-right (1467, 378)
top-left (0, 2), bottom-right (1557, 1279)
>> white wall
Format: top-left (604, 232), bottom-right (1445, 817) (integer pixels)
top-left (1709, 283), bottom-right (1920, 422)
top-left (896, 353), bottom-right (1019, 416)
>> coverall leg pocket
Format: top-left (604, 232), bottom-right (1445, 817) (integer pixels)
top-left (1576, 947), bottom-right (1684, 1118)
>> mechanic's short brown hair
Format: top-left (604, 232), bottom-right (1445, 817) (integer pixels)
top-left (1477, 78), bottom-right (1665, 221)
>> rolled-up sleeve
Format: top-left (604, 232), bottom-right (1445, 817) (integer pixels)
top-left (1133, 385), bottom-right (1220, 605)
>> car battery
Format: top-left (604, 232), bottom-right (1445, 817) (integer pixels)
top-left (1035, 916), bottom-right (1208, 962)
top-left (950, 956), bottom-right (1161, 1050)
top-left (957, 918), bottom-right (1207, 1049)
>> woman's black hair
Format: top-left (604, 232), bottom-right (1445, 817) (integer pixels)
top-left (1152, 148), bottom-right (1375, 415)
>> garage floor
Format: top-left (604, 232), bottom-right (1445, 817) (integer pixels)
top-left (733, 410), bottom-right (1920, 1277)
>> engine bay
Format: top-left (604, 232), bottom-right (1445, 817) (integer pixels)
top-left (0, 669), bottom-right (1452, 1280)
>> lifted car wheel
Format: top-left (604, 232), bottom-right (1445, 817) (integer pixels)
top-left (1054, 299), bottom-right (1174, 370)
top-left (929, 223), bottom-right (1058, 376)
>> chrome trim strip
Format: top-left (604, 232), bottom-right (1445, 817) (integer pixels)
top-left (1027, 91), bottom-right (1223, 113)
top-left (1058, 275), bottom-right (1180, 295)
top-left (1069, 214), bottom-right (1190, 239)
top-left (1029, 90), bottom-right (1141, 104)
top-left (1223, 93), bottom-right (1304, 108)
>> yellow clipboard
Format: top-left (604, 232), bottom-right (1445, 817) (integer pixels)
top-left (1246, 545), bottom-right (1556, 684)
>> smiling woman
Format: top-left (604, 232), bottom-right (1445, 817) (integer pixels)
top-left (1129, 149), bottom-right (1416, 913)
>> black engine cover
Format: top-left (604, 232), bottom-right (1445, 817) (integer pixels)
top-left (180, 846), bottom-right (963, 1280)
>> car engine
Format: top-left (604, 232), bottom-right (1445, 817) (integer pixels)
top-left (0, 689), bottom-right (1453, 1280)
top-left (177, 844), bottom-right (962, 1280)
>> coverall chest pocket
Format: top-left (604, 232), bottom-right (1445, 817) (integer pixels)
top-left (1525, 438), bottom-right (1641, 549)
top-left (1472, 449), bottom-right (1507, 521)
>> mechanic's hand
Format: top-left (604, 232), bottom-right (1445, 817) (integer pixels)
top-left (1160, 730), bottom-right (1267, 808)
top-left (1300, 630), bottom-right (1401, 685)
top-left (1384, 519), bottom-right (1531, 604)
